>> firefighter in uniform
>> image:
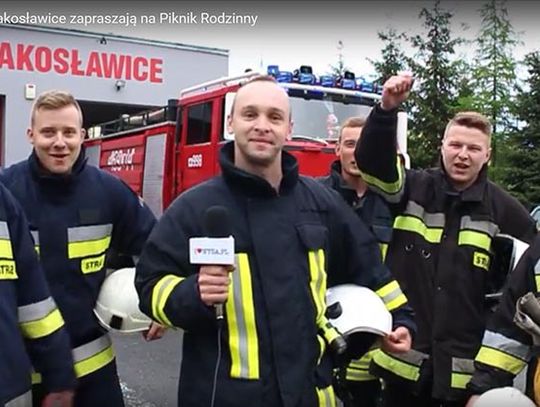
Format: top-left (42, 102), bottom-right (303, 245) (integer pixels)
top-left (0, 90), bottom-right (160, 407)
top-left (135, 75), bottom-right (416, 407)
top-left (465, 235), bottom-right (540, 406)
top-left (354, 73), bottom-right (537, 406)
top-left (0, 182), bottom-right (75, 407)
top-left (320, 116), bottom-right (393, 407)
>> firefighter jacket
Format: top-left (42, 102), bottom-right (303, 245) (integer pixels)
top-left (135, 141), bottom-right (416, 407)
top-left (0, 149), bottom-right (156, 384)
top-left (354, 104), bottom-right (537, 401)
top-left (320, 160), bottom-right (394, 383)
top-left (320, 160), bottom-right (393, 259)
top-left (0, 182), bottom-right (75, 406)
top-left (467, 235), bottom-right (540, 402)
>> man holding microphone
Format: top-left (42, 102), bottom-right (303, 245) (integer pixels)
top-left (135, 75), bottom-right (416, 407)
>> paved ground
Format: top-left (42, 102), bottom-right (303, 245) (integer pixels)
top-left (112, 329), bottom-right (184, 407)
top-left (111, 328), bottom-right (529, 406)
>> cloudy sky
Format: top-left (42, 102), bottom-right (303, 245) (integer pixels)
top-left (3, 0), bottom-right (540, 77)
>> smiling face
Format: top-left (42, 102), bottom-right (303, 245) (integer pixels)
top-left (28, 103), bottom-right (85, 175)
top-left (441, 124), bottom-right (491, 191)
top-left (227, 79), bottom-right (292, 172)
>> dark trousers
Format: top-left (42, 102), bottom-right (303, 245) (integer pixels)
top-left (340, 380), bottom-right (381, 407)
top-left (382, 382), bottom-right (466, 407)
top-left (33, 359), bottom-right (125, 407)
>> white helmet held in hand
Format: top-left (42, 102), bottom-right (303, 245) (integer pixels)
top-left (474, 387), bottom-right (536, 407)
top-left (94, 267), bottom-right (152, 333)
top-left (326, 284), bottom-right (392, 359)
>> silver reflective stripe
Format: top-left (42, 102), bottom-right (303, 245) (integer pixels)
top-left (404, 201), bottom-right (445, 227)
top-left (460, 216), bottom-right (499, 236)
top-left (30, 230), bottom-right (39, 245)
top-left (18, 296), bottom-right (56, 323)
top-left (482, 330), bottom-right (530, 361)
top-left (231, 255), bottom-right (250, 377)
top-left (452, 357), bottom-right (474, 373)
top-left (5, 390), bottom-right (32, 407)
top-left (379, 285), bottom-right (403, 306)
top-left (0, 221), bottom-right (9, 239)
top-left (387, 348), bottom-right (429, 366)
top-left (68, 224), bottom-right (113, 242)
top-left (72, 334), bottom-right (112, 363)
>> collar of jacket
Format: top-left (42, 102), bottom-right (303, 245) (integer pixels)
top-left (219, 141), bottom-right (299, 197)
top-left (436, 156), bottom-right (488, 203)
top-left (328, 160), bottom-right (362, 203)
top-left (28, 146), bottom-right (87, 186)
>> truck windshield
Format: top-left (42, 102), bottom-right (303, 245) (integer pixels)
top-left (223, 89), bottom-right (374, 141)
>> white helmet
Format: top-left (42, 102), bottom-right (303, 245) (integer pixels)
top-left (474, 387), bottom-right (535, 407)
top-left (326, 285), bottom-right (392, 359)
top-left (94, 267), bottom-right (152, 333)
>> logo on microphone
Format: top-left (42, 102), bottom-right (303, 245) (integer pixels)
top-left (194, 248), bottom-right (231, 256)
top-left (189, 236), bottom-right (235, 265)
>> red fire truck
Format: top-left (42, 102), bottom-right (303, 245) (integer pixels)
top-left (84, 67), bottom-right (403, 217)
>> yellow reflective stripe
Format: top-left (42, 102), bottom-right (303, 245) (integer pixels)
top-left (33, 334), bottom-right (114, 382)
top-left (372, 350), bottom-right (421, 381)
top-left (451, 372), bottom-right (472, 389)
top-left (347, 350), bottom-right (377, 381)
top-left (316, 385), bottom-right (336, 407)
top-left (375, 280), bottom-right (408, 312)
top-left (536, 275), bottom-right (540, 293)
top-left (360, 156), bottom-right (404, 196)
top-left (19, 308), bottom-right (64, 339)
top-left (151, 275), bottom-right (184, 327)
top-left (31, 372), bottom-right (41, 384)
top-left (0, 259), bottom-right (17, 279)
top-left (226, 253), bottom-right (259, 379)
top-left (309, 249), bottom-right (340, 354)
top-left (68, 236), bottom-right (111, 258)
top-left (239, 254), bottom-right (259, 379)
top-left (458, 230), bottom-right (491, 251)
top-left (0, 238), bottom-right (13, 259)
top-left (317, 335), bottom-right (326, 365)
top-left (380, 243), bottom-right (388, 261)
top-left (386, 293), bottom-right (408, 312)
top-left (476, 347), bottom-right (527, 375)
top-left (394, 216), bottom-right (443, 243)
top-left (346, 368), bottom-right (377, 381)
top-left (74, 345), bottom-right (114, 378)
top-left (376, 280), bottom-right (399, 298)
top-left (309, 250), bottom-right (325, 321)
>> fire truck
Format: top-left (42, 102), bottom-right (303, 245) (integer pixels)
top-left (84, 65), bottom-right (406, 217)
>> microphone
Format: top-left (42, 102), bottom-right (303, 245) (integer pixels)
top-left (189, 206), bottom-right (235, 321)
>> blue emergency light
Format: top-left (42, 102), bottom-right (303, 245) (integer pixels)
top-left (266, 64), bottom-right (381, 94)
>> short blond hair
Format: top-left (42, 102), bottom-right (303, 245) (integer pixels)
top-left (338, 116), bottom-right (366, 142)
top-left (31, 90), bottom-right (83, 127)
top-left (444, 111), bottom-right (492, 139)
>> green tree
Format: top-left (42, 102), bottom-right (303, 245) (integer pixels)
top-left (328, 40), bottom-right (350, 77)
top-left (471, 0), bottom-right (520, 173)
top-left (370, 28), bottom-right (408, 84)
top-left (500, 52), bottom-right (540, 208)
top-left (406, 1), bottom-right (465, 168)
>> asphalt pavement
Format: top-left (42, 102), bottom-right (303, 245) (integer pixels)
top-left (112, 329), bottom-right (184, 407)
